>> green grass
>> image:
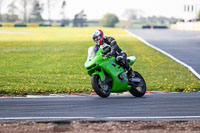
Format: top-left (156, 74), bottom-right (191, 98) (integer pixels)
top-left (0, 27), bottom-right (199, 95)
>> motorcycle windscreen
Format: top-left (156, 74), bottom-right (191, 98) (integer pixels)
top-left (86, 46), bottom-right (99, 61)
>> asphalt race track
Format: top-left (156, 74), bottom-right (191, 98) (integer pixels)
top-left (0, 29), bottom-right (200, 123)
top-left (0, 92), bottom-right (200, 122)
top-left (129, 29), bottom-right (200, 75)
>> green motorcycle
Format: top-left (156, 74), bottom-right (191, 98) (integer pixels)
top-left (84, 44), bottom-right (146, 98)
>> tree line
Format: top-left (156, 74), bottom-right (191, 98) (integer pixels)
top-left (0, 0), bottom-right (120, 27)
top-left (0, 0), bottom-right (67, 24)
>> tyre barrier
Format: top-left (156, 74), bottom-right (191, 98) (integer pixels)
top-left (0, 23), bottom-right (60, 27)
top-left (142, 25), bottom-right (168, 29)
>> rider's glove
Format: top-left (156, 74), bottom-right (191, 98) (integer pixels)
top-left (102, 46), bottom-right (111, 55)
top-left (105, 52), bottom-right (114, 58)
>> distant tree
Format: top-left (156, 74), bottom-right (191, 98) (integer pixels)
top-left (7, 1), bottom-right (16, 15)
top-left (20, 0), bottom-right (29, 23)
top-left (0, 0), bottom-right (5, 21)
top-left (61, 1), bottom-right (66, 20)
top-left (7, 0), bottom-right (19, 22)
top-left (60, 0), bottom-right (69, 26)
top-left (123, 9), bottom-right (144, 21)
top-left (73, 10), bottom-right (87, 27)
top-left (169, 17), bottom-right (178, 24)
top-left (100, 13), bottom-right (119, 27)
top-left (19, 0), bottom-right (37, 23)
top-left (0, 0), bottom-right (3, 20)
top-left (29, 0), bottom-right (43, 22)
top-left (46, 0), bottom-right (57, 23)
top-left (47, 0), bottom-right (51, 23)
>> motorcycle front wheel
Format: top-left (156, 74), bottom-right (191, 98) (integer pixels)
top-left (129, 71), bottom-right (146, 97)
top-left (91, 74), bottom-right (112, 98)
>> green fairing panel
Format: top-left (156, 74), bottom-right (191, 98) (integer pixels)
top-left (92, 71), bottom-right (105, 81)
top-left (99, 58), bottom-right (131, 92)
top-left (84, 49), bottom-right (104, 75)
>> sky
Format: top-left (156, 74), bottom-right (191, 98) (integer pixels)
top-left (61, 0), bottom-right (197, 20)
top-left (2, 0), bottom-right (200, 20)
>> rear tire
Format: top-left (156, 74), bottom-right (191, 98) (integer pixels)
top-left (129, 71), bottom-right (146, 97)
top-left (91, 74), bottom-right (111, 98)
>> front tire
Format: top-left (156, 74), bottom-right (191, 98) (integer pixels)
top-left (91, 74), bottom-right (112, 98)
top-left (129, 71), bottom-right (146, 97)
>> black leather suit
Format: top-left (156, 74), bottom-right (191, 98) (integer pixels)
top-left (95, 36), bottom-right (133, 75)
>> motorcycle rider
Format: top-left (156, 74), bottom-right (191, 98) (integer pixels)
top-left (92, 29), bottom-right (135, 78)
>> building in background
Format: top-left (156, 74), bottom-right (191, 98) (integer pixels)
top-left (183, 0), bottom-right (200, 21)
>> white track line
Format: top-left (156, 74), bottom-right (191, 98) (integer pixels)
top-left (107, 116), bottom-right (200, 119)
top-left (0, 117), bottom-right (94, 120)
top-left (125, 30), bottom-right (200, 80)
top-left (0, 116), bottom-right (200, 120)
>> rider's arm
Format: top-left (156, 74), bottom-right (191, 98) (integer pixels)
top-left (105, 37), bottom-right (122, 56)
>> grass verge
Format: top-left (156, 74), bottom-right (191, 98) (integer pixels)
top-left (0, 27), bottom-right (199, 95)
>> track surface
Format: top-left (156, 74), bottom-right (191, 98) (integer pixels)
top-left (1, 29), bottom-right (200, 123)
top-left (129, 29), bottom-right (200, 74)
top-left (0, 93), bottom-right (200, 122)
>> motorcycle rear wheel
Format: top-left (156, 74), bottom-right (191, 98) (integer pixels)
top-left (91, 74), bottom-right (112, 98)
top-left (129, 71), bottom-right (146, 97)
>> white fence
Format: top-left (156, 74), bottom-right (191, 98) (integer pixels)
top-left (171, 22), bottom-right (200, 31)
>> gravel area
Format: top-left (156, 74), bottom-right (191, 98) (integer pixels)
top-left (0, 121), bottom-right (200, 133)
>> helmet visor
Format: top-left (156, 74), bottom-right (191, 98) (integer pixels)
top-left (93, 36), bottom-right (100, 43)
